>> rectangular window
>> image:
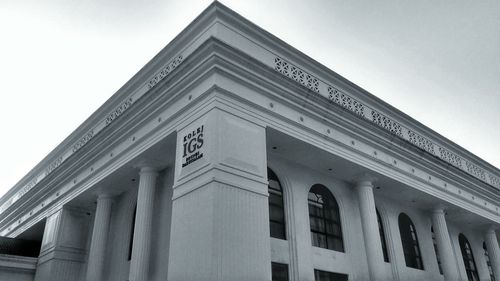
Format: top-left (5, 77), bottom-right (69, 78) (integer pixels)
top-left (272, 262), bottom-right (289, 281)
top-left (314, 269), bottom-right (348, 281)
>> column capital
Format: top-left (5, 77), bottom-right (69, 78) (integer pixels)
top-left (352, 173), bottom-right (377, 186)
top-left (138, 166), bottom-right (159, 175)
top-left (486, 225), bottom-right (499, 234)
top-left (432, 204), bottom-right (447, 214)
top-left (133, 158), bottom-right (163, 172)
top-left (97, 193), bottom-right (114, 200)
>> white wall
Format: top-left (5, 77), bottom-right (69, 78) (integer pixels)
top-left (269, 154), bottom-right (492, 281)
top-left (0, 254), bottom-right (36, 281)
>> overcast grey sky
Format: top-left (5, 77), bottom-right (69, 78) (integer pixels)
top-left (1, 0), bottom-right (499, 198)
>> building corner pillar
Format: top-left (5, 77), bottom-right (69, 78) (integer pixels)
top-left (128, 166), bottom-right (158, 281)
top-left (167, 109), bottom-right (270, 281)
top-left (354, 174), bottom-right (385, 281)
top-left (85, 194), bottom-right (113, 281)
top-left (34, 206), bottom-right (91, 281)
top-left (431, 207), bottom-right (460, 281)
top-left (485, 226), bottom-right (500, 280)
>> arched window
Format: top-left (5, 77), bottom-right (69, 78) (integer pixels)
top-left (483, 241), bottom-right (496, 281)
top-left (431, 226), bottom-right (443, 274)
top-left (376, 209), bottom-right (390, 262)
top-left (308, 184), bottom-right (343, 252)
top-left (268, 168), bottom-right (286, 240)
top-left (398, 213), bottom-right (424, 269)
top-left (459, 234), bottom-right (479, 281)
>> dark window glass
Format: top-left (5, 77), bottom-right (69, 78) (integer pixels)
top-left (271, 262), bottom-right (289, 281)
top-left (314, 269), bottom-right (348, 281)
top-left (268, 168), bottom-right (286, 239)
top-left (376, 209), bottom-right (390, 262)
top-left (398, 213), bottom-right (424, 270)
top-left (431, 226), bottom-right (443, 274)
top-left (308, 184), bottom-right (343, 252)
top-left (484, 241), bottom-right (495, 281)
top-left (128, 206), bottom-right (137, 261)
top-left (459, 234), bottom-right (479, 281)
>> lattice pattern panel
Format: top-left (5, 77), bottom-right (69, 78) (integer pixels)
top-left (327, 86), bottom-right (365, 117)
top-left (272, 56), bottom-right (500, 190)
top-left (408, 130), bottom-right (435, 154)
top-left (147, 55), bottom-right (183, 89)
top-left (489, 175), bottom-right (500, 188)
top-left (371, 110), bottom-right (403, 137)
top-left (438, 147), bottom-right (463, 169)
top-left (466, 161), bottom-right (487, 181)
top-left (274, 57), bottom-right (319, 92)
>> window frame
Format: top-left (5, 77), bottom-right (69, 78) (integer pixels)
top-left (308, 184), bottom-right (344, 252)
top-left (271, 262), bottom-right (289, 281)
top-left (459, 233), bottom-right (480, 281)
top-left (398, 213), bottom-right (424, 270)
top-left (483, 241), bottom-right (496, 281)
top-left (313, 269), bottom-right (348, 281)
top-left (268, 168), bottom-right (286, 240)
top-left (376, 209), bottom-right (390, 263)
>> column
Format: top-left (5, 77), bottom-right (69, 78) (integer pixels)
top-left (485, 226), bottom-right (500, 280)
top-left (85, 194), bottom-right (113, 281)
top-left (355, 174), bottom-right (385, 281)
top-left (167, 109), bottom-right (270, 280)
top-left (431, 207), bottom-right (460, 281)
top-left (128, 166), bottom-right (158, 281)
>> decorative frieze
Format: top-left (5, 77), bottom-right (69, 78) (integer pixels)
top-left (274, 57), bottom-right (319, 92)
top-left (45, 157), bottom-right (63, 177)
top-left (408, 130), bottom-right (435, 154)
top-left (73, 130), bottom-right (94, 152)
top-left (272, 54), bottom-right (499, 189)
top-left (438, 147), bottom-right (463, 169)
top-left (147, 55), bottom-right (183, 89)
top-left (466, 161), bottom-right (487, 181)
top-left (371, 110), bottom-right (403, 137)
top-left (105, 98), bottom-right (133, 126)
top-left (490, 175), bottom-right (500, 188)
top-left (327, 86), bottom-right (365, 117)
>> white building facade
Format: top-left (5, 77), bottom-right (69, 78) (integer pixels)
top-left (1, 3), bottom-right (500, 281)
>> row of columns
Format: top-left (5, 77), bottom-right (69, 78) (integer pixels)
top-left (82, 167), bottom-right (500, 281)
top-left (85, 166), bottom-right (158, 281)
top-left (355, 174), bottom-right (500, 281)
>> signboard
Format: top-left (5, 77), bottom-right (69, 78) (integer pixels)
top-left (181, 125), bottom-right (204, 168)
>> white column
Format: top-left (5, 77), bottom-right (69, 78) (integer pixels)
top-left (431, 207), bottom-right (460, 281)
top-left (129, 166), bottom-right (158, 281)
top-left (485, 226), bottom-right (500, 280)
top-left (355, 174), bottom-right (385, 281)
top-left (86, 194), bottom-right (113, 281)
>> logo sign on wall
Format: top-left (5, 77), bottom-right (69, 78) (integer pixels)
top-left (181, 125), bottom-right (204, 168)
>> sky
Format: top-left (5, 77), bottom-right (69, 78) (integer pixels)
top-left (0, 0), bottom-right (499, 198)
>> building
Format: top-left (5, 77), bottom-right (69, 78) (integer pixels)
top-left (1, 2), bottom-right (499, 281)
